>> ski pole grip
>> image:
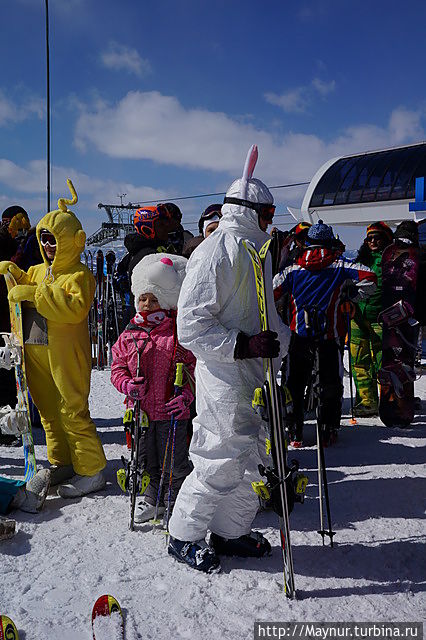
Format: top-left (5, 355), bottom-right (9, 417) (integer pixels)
top-left (174, 362), bottom-right (184, 388)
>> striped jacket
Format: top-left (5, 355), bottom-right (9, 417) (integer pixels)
top-left (273, 247), bottom-right (377, 340)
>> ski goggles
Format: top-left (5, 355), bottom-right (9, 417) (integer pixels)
top-left (133, 205), bottom-right (172, 239)
top-left (223, 197), bottom-right (275, 221)
top-left (199, 204), bottom-right (222, 234)
top-left (40, 229), bottom-right (57, 247)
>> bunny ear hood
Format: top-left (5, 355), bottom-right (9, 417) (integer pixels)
top-left (36, 179), bottom-right (86, 273)
top-left (221, 145), bottom-right (273, 235)
top-left (222, 177), bottom-right (274, 233)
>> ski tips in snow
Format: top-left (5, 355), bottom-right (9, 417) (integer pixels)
top-left (0, 615), bottom-right (19, 639)
top-left (91, 595), bottom-right (124, 640)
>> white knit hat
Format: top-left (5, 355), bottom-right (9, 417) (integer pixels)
top-left (131, 253), bottom-right (188, 311)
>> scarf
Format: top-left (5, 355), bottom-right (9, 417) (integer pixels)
top-left (131, 309), bottom-right (168, 328)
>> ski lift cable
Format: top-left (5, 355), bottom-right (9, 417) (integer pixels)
top-left (130, 181), bottom-right (310, 206)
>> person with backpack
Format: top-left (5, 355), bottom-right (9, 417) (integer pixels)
top-left (273, 219), bottom-right (377, 447)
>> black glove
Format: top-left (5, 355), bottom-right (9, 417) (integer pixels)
top-left (234, 330), bottom-right (280, 360)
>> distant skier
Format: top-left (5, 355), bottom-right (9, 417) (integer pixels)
top-left (111, 253), bottom-right (195, 523)
top-left (0, 181), bottom-right (107, 497)
top-left (350, 222), bottom-right (393, 417)
top-left (273, 219), bottom-right (377, 447)
top-left (167, 147), bottom-right (291, 574)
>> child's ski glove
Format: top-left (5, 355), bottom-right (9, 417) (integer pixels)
top-left (122, 376), bottom-right (147, 400)
top-left (165, 395), bottom-right (189, 419)
top-left (234, 330), bottom-right (280, 360)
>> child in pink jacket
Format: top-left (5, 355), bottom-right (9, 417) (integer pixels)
top-left (111, 253), bottom-right (195, 523)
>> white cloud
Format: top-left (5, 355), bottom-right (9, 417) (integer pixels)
top-left (0, 158), bottom-right (169, 231)
top-left (265, 77), bottom-right (336, 114)
top-left (0, 90), bottom-right (43, 126)
top-left (74, 90), bottom-right (426, 186)
top-left (264, 88), bottom-right (307, 114)
top-left (100, 42), bottom-right (152, 77)
top-left (311, 77), bottom-right (336, 97)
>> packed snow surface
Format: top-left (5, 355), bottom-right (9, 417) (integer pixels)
top-left (1, 371), bottom-right (425, 639)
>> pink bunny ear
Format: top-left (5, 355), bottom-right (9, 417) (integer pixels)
top-left (242, 144), bottom-right (258, 181)
top-left (240, 144), bottom-right (258, 198)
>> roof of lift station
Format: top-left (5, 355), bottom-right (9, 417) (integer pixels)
top-left (288, 141), bottom-right (426, 227)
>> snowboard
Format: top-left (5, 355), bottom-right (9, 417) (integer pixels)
top-left (3, 272), bottom-right (36, 480)
top-left (0, 615), bottom-right (19, 639)
top-left (378, 242), bottom-right (420, 427)
top-left (91, 595), bottom-right (124, 640)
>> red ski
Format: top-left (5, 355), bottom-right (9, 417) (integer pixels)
top-left (91, 595), bottom-right (124, 640)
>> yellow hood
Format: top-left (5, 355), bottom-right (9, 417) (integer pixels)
top-left (36, 179), bottom-right (86, 274)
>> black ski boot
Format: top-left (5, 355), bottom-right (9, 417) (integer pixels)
top-left (168, 536), bottom-right (221, 574)
top-left (210, 531), bottom-right (272, 558)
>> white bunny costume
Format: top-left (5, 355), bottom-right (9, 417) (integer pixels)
top-left (168, 147), bottom-right (291, 542)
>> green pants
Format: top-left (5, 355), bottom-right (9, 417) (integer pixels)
top-left (350, 321), bottom-right (382, 410)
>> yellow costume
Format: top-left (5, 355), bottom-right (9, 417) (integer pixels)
top-left (0, 181), bottom-right (106, 476)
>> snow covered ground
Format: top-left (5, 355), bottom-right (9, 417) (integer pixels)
top-left (1, 371), bottom-right (425, 639)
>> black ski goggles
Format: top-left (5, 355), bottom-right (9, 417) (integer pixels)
top-left (223, 197), bottom-right (275, 221)
top-left (40, 229), bottom-right (57, 247)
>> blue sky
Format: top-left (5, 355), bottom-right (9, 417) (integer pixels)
top-left (1, 0), bottom-right (425, 248)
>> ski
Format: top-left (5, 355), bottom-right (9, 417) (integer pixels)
top-left (91, 595), bottom-right (124, 640)
top-left (243, 238), bottom-right (296, 599)
top-left (2, 272), bottom-right (36, 481)
top-left (105, 250), bottom-right (119, 365)
top-left (96, 250), bottom-right (106, 369)
top-left (0, 615), bottom-right (19, 639)
top-left (304, 308), bottom-right (336, 546)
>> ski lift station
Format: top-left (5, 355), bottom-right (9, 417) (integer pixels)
top-left (288, 141), bottom-right (426, 227)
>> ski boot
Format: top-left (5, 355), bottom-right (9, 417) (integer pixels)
top-left (134, 499), bottom-right (165, 524)
top-left (168, 536), bottom-right (221, 574)
top-left (10, 468), bottom-right (51, 513)
top-left (209, 531), bottom-right (272, 558)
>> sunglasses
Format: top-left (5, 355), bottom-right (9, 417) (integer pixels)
top-left (40, 230), bottom-right (57, 247)
top-left (223, 197), bottom-right (276, 221)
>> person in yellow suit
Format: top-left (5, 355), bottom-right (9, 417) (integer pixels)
top-left (0, 180), bottom-right (106, 498)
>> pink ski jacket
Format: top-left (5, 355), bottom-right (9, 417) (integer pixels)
top-left (111, 316), bottom-right (196, 422)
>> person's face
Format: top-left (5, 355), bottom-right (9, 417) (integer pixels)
top-left (366, 233), bottom-right (387, 252)
top-left (138, 293), bottom-right (161, 312)
top-left (154, 217), bottom-right (179, 242)
top-left (205, 221), bottom-right (219, 237)
top-left (40, 229), bottom-right (57, 262)
top-left (258, 216), bottom-right (270, 232)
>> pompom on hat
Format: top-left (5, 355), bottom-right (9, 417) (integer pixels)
top-left (306, 219), bottom-right (335, 245)
top-left (131, 253), bottom-right (188, 311)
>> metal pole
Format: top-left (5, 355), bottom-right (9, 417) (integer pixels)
top-left (45, 0), bottom-right (51, 213)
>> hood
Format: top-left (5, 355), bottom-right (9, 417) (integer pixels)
top-left (220, 177), bottom-right (273, 241)
top-left (297, 246), bottom-right (340, 271)
top-left (124, 232), bottom-right (161, 254)
top-left (36, 179), bottom-right (86, 274)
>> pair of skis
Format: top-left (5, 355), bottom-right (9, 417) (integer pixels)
top-left (0, 272), bottom-right (36, 481)
top-left (304, 308), bottom-right (336, 548)
top-left (244, 239), bottom-right (297, 599)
